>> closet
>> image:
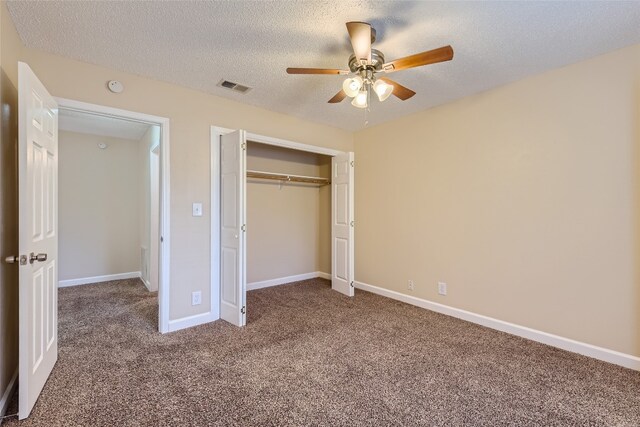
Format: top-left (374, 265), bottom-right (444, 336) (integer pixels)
top-left (212, 128), bottom-right (354, 327)
top-left (246, 141), bottom-right (331, 290)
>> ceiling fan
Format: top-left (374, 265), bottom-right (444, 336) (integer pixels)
top-left (286, 21), bottom-right (454, 109)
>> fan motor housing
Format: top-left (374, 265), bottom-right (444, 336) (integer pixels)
top-left (348, 49), bottom-right (385, 73)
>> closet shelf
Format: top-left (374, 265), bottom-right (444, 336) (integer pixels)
top-left (247, 169), bottom-right (330, 186)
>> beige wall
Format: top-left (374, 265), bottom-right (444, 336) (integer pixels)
top-left (0, 0), bottom-right (20, 406)
top-left (10, 39), bottom-right (353, 320)
top-left (354, 44), bottom-right (640, 357)
top-left (59, 131), bottom-right (141, 281)
top-left (318, 157), bottom-right (331, 274)
top-left (246, 142), bottom-right (331, 283)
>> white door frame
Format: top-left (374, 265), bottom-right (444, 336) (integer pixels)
top-left (55, 97), bottom-right (171, 333)
top-left (210, 126), bottom-right (347, 321)
top-left (149, 143), bottom-right (160, 292)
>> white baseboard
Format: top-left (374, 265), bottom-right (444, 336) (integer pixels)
top-left (317, 271), bottom-right (331, 280)
top-left (167, 311), bottom-right (217, 333)
top-left (247, 271), bottom-right (331, 291)
top-left (0, 368), bottom-right (18, 420)
top-left (58, 271), bottom-right (141, 288)
top-left (354, 281), bottom-right (640, 371)
top-left (141, 277), bottom-right (152, 291)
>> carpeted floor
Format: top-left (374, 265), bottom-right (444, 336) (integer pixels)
top-left (4, 278), bottom-right (640, 426)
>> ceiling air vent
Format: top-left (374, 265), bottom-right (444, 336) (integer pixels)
top-left (217, 79), bottom-right (252, 94)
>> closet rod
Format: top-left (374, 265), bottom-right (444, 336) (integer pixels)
top-left (246, 169), bottom-right (330, 185)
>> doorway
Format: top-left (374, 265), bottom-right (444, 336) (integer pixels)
top-left (56, 98), bottom-right (171, 333)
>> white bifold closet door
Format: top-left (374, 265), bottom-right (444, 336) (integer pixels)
top-left (220, 130), bottom-right (247, 326)
top-left (331, 152), bottom-right (355, 296)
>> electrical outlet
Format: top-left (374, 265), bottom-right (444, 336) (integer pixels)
top-left (192, 202), bottom-right (203, 217)
top-left (438, 282), bottom-right (447, 296)
top-left (408, 280), bottom-right (415, 291)
top-left (191, 291), bottom-right (202, 306)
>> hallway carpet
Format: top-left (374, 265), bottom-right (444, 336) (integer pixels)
top-left (4, 278), bottom-right (640, 426)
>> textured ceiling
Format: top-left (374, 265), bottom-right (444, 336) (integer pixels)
top-left (7, 1), bottom-right (640, 131)
top-left (59, 109), bottom-right (152, 141)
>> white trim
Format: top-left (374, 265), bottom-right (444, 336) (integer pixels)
top-left (54, 97), bottom-right (165, 126)
top-left (247, 272), bottom-right (331, 291)
top-left (317, 271), bottom-right (331, 280)
top-left (158, 115), bottom-right (171, 333)
top-left (58, 272), bottom-right (141, 288)
top-left (167, 312), bottom-right (217, 333)
top-left (354, 281), bottom-right (640, 371)
top-left (246, 132), bottom-right (343, 156)
top-left (55, 97), bottom-right (171, 333)
top-left (0, 369), bottom-right (18, 419)
top-left (141, 277), bottom-right (152, 291)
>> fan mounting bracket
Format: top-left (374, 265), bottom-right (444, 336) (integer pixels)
top-left (348, 49), bottom-right (385, 73)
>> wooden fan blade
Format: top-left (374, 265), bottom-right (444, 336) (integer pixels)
top-left (286, 68), bottom-right (348, 75)
top-left (383, 45), bottom-right (454, 73)
top-left (379, 77), bottom-right (416, 101)
top-left (346, 21), bottom-right (372, 64)
top-left (328, 89), bottom-right (348, 103)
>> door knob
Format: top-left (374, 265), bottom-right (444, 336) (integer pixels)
top-left (29, 252), bottom-right (47, 264)
top-left (5, 255), bottom-right (27, 265)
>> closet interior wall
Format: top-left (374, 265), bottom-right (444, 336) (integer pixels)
top-left (246, 141), bottom-right (331, 285)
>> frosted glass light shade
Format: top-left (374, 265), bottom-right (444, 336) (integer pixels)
top-left (351, 90), bottom-right (368, 109)
top-left (373, 79), bottom-right (393, 102)
top-left (343, 76), bottom-right (363, 97)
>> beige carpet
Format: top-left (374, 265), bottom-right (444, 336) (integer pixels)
top-left (4, 278), bottom-right (639, 426)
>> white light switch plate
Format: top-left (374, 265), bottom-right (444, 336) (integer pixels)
top-left (192, 202), bottom-right (203, 217)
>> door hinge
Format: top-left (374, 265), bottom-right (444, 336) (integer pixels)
top-left (241, 224), bottom-right (246, 232)
top-left (350, 220), bottom-right (354, 227)
top-left (350, 160), bottom-right (354, 167)
top-left (241, 142), bottom-right (246, 150)
top-left (350, 281), bottom-right (354, 288)
top-left (240, 306), bottom-right (246, 314)
top-left (160, 236), bottom-right (164, 243)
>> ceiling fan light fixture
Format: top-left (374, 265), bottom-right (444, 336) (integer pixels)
top-left (373, 79), bottom-right (393, 102)
top-left (342, 75), bottom-right (363, 97)
top-left (351, 90), bottom-right (368, 109)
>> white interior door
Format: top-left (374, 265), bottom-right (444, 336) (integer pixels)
top-left (331, 152), bottom-right (355, 296)
top-left (220, 130), bottom-right (247, 326)
top-left (18, 62), bottom-right (58, 419)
